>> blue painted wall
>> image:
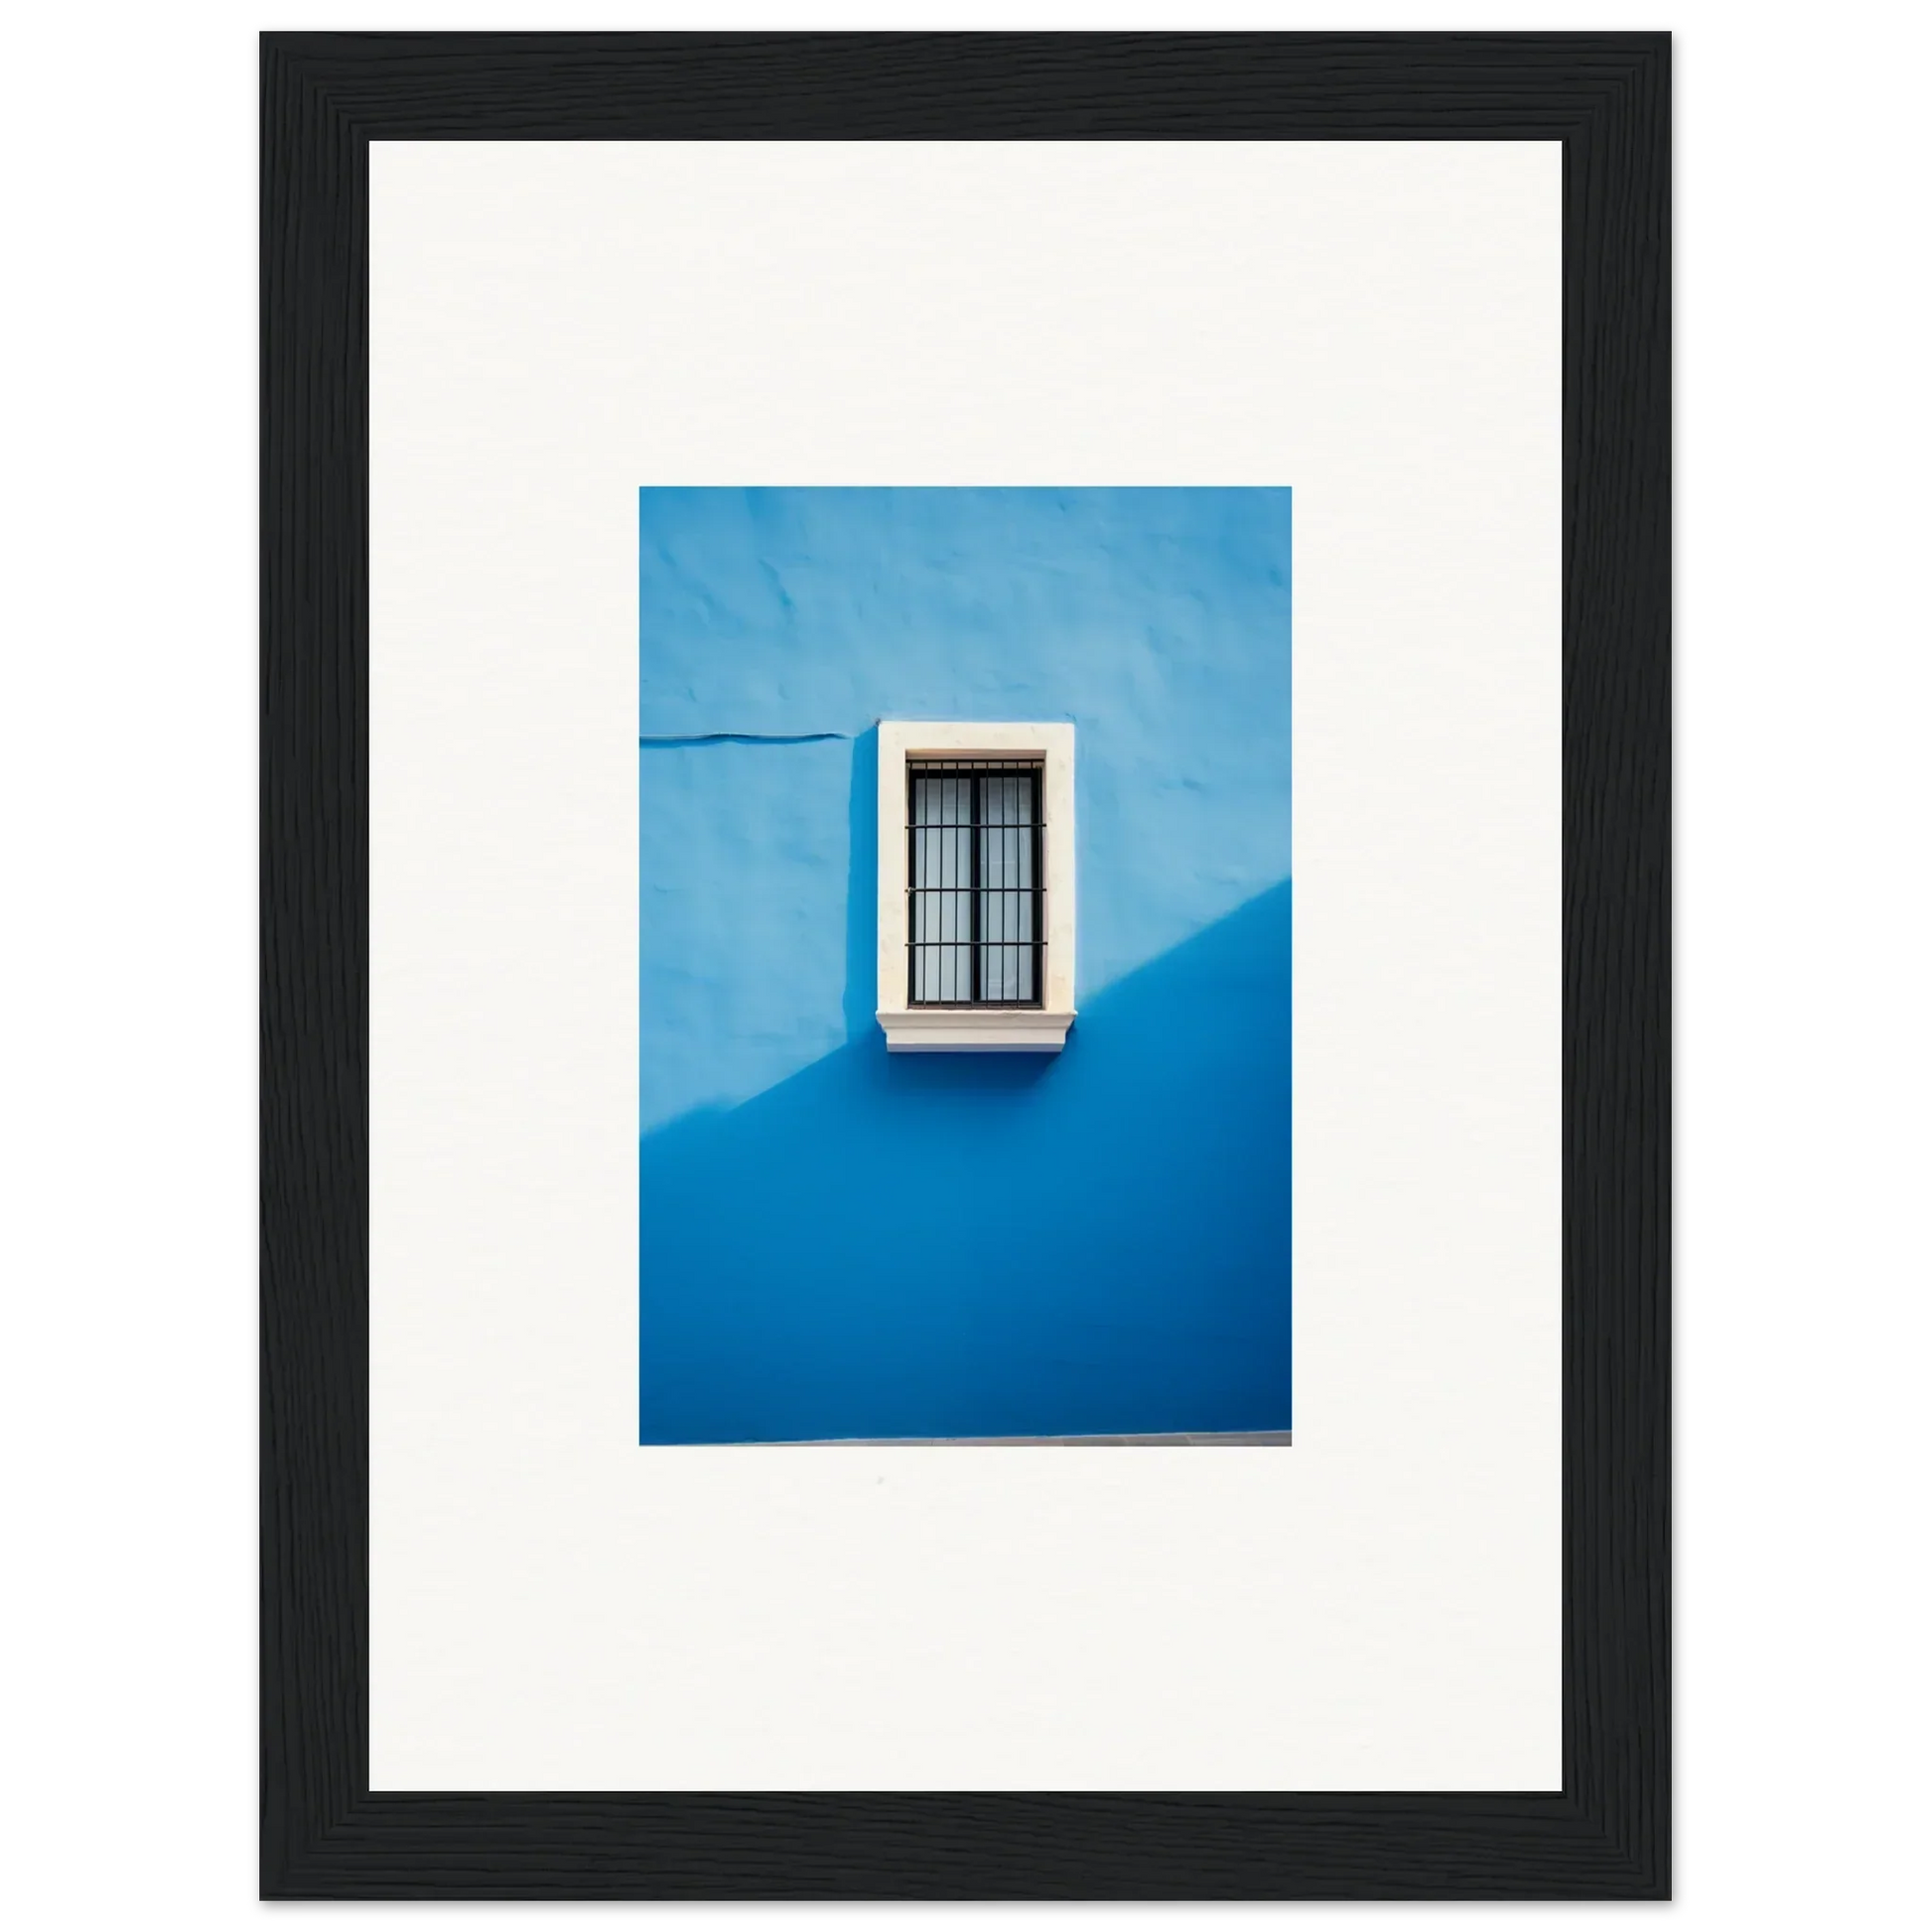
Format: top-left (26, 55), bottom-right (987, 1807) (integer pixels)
top-left (639, 488), bottom-right (1291, 1442)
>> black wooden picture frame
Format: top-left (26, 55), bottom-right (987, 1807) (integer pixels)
top-left (261, 31), bottom-right (1668, 1899)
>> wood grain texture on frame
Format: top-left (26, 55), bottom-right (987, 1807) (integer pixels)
top-left (261, 30), bottom-right (1668, 1899)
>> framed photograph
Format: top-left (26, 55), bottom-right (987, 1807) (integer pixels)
top-left (262, 31), bottom-right (1668, 1898)
top-left (630, 495), bottom-right (1295, 1449)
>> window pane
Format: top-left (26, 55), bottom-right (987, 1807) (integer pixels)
top-left (979, 771), bottom-right (1035, 1002)
top-left (912, 774), bottom-right (972, 1002)
top-left (909, 761), bottom-right (1041, 1007)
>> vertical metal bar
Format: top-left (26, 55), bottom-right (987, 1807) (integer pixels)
top-left (907, 767), bottom-right (917, 1004)
top-left (947, 770), bottom-right (960, 1002)
top-left (968, 769), bottom-right (982, 1003)
top-left (1015, 780), bottom-right (1024, 1002)
top-left (1012, 776), bottom-right (1028, 1004)
top-left (1032, 768), bottom-right (1043, 1007)
top-left (1009, 773), bottom-right (1018, 1004)
top-left (988, 773), bottom-right (999, 1004)
top-left (1002, 774), bottom-right (1011, 1003)
top-left (1004, 794), bottom-right (1015, 1003)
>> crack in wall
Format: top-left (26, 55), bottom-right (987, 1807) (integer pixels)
top-left (639, 732), bottom-right (850, 748)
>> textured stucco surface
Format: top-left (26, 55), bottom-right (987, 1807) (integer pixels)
top-left (638, 487), bottom-right (1292, 1442)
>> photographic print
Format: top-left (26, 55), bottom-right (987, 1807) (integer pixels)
top-left (636, 487), bottom-right (1293, 1445)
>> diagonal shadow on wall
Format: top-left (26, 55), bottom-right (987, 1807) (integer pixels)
top-left (640, 877), bottom-right (1293, 1445)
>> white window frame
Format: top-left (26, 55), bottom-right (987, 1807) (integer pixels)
top-left (876, 722), bottom-right (1075, 1052)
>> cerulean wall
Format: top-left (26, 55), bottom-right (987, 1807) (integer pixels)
top-left (639, 487), bottom-right (1291, 1442)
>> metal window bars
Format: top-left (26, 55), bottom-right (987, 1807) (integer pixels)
top-left (907, 759), bottom-right (1044, 1006)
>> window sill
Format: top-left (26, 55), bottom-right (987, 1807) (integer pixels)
top-left (877, 1009), bottom-right (1075, 1054)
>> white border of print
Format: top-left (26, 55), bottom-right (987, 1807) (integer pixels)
top-left (369, 140), bottom-right (1560, 1791)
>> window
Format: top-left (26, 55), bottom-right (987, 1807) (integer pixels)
top-left (908, 759), bottom-right (1042, 1006)
top-left (876, 723), bottom-right (1074, 1052)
